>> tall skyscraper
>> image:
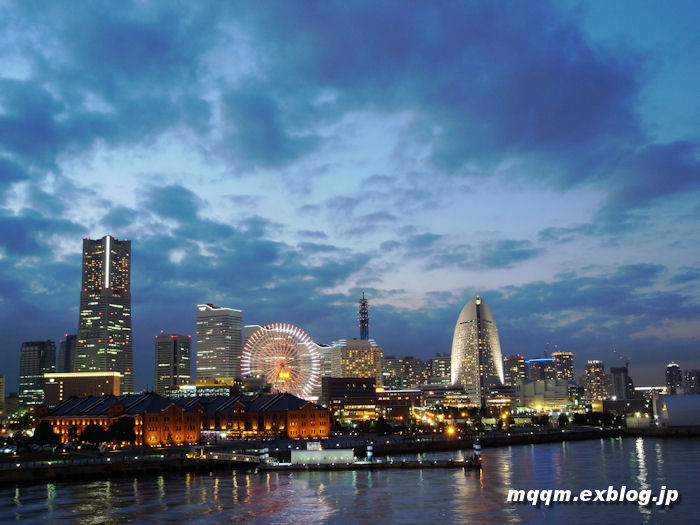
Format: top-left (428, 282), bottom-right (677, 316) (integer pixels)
top-left (451, 296), bottom-right (505, 407)
top-left (196, 304), bottom-right (242, 379)
top-left (154, 334), bottom-right (192, 395)
top-left (358, 292), bottom-right (369, 340)
top-left (58, 334), bottom-right (77, 373)
top-left (584, 360), bottom-right (607, 401)
top-left (75, 236), bottom-right (133, 393)
top-left (503, 354), bottom-right (527, 386)
top-left (665, 362), bottom-right (682, 394)
top-left (552, 351), bottom-right (574, 381)
top-left (19, 340), bottom-right (56, 407)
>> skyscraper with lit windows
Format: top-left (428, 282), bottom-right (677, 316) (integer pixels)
top-left (451, 296), bottom-right (505, 407)
top-left (196, 304), bottom-right (242, 379)
top-left (154, 334), bottom-right (191, 395)
top-left (584, 360), bottom-right (607, 401)
top-left (74, 236), bottom-right (133, 393)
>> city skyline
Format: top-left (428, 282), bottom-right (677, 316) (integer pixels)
top-left (1, 2), bottom-right (699, 392)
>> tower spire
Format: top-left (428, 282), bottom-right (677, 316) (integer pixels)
top-left (359, 291), bottom-right (369, 340)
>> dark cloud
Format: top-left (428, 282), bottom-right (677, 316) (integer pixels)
top-left (142, 184), bottom-right (203, 221)
top-left (474, 240), bottom-right (543, 269)
top-left (0, 211), bottom-right (83, 256)
top-left (218, 88), bottom-right (320, 169)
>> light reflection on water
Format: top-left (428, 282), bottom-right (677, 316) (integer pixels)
top-left (1, 438), bottom-right (697, 524)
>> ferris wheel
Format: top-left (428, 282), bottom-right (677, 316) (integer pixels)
top-left (240, 323), bottom-right (320, 399)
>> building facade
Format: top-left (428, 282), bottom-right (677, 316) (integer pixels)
top-left (450, 296), bottom-right (505, 407)
top-left (552, 351), bottom-right (574, 381)
top-left (154, 334), bottom-right (192, 395)
top-left (331, 339), bottom-right (383, 386)
top-left (527, 358), bottom-right (557, 381)
top-left (429, 354), bottom-right (451, 385)
top-left (196, 304), bottom-right (242, 379)
top-left (19, 340), bottom-right (56, 408)
top-left (610, 365), bottom-right (635, 400)
top-left (75, 236), bottom-right (133, 393)
top-left (584, 360), bottom-right (607, 401)
top-left (58, 334), bottom-right (77, 373)
top-left (666, 362), bottom-right (683, 395)
top-left (43, 372), bottom-right (121, 406)
top-left (503, 354), bottom-right (527, 386)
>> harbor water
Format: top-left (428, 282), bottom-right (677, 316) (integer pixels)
top-left (2, 437), bottom-right (698, 524)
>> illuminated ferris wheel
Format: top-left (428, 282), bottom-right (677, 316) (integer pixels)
top-left (240, 323), bottom-right (320, 399)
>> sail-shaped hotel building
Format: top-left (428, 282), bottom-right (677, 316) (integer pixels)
top-left (451, 296), bottom-right (505, 408)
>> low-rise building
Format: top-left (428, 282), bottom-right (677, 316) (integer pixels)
top-left (43, 372), bottom-right (121, 406)
top-left (38, 392), bottom-right (200, 446)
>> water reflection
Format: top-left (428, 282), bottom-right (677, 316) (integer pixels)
top-left (1, 439), bottom-right (697, 524)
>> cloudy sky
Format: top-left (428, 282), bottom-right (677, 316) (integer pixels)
top-left (1, 1), bottom-right (699, 392)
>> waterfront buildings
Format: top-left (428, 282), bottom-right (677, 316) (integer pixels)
top-left (196, 304), bottom-right (242, 379)
top-left (321, 376), bottom-right (377, 423)
top-left (39, 391), bottom-right (330, 444)
top-left (19, 340), bottom-right (56, 408)
top-left (552, 351), bottom-right (574, 381)
top-left (43, 372), bottom-right (121, 405)
top-left (516, 379), bottom-right (570, 411)
top-left (39, 392), bottom-right (200, 446)
top-left (584, 360), bottom-right (607, 401)
top-left (450, 296), bottom-right (505, 407)
top-left (666, 362), bottom-right (683, 394)
top-left (331, 339), bottom-right (383, 386)
top-left (178, 392), bottom-right (331, 440)
top-left (75, 236), bottom-right (133, 393)
top-left (503, 354), bottom-right (527, 386)
top-left (58, 334), bottom-right (77, 373)
top-left (154, 334), bottom-right (192, 395)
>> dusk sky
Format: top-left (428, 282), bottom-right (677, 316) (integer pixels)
top-left (1, 1), bottom-right (699, 392)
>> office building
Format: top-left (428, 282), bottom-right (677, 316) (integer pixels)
top-left (552, 351), bottom-right (574, 381)
top-left (666, 362), bottom-right (683, 395)
top-left (527, 358), bottom-right (557, 381)
top-left (584, 360), bottom-right (607, 401)
top-left (154, 334), bottom-right (192, 395)
top-left (75, 236), bottom-right (133, 393)
top-left (429, 354), bottom-right (451, 385)
top-left (331, 339), bottom-right (383, 386)
top-left (503, 354), bottom-right (527, 386)
top-left (610, 364), bottom-right (635, 400)
top-left (684, 369), bottom-right (700, 394)
top-left (451, 296), bottom-right (505, 407)
top-left (196, 304), bottom-right (242, 379)
top-left (43, 372), bottom-right (121, 405)
top-left (58, 334), bottom-right (77, 373)
top-left (382, 356), bottom-right (430, 389)
top-left (19, 340), bottom-right (56, 407)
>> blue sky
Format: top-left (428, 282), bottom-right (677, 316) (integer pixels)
top-left (1, 1), bottom-right (699, 392)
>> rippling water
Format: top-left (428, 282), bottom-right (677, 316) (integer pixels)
top-left (2, 437), bottom-right (698, 524)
